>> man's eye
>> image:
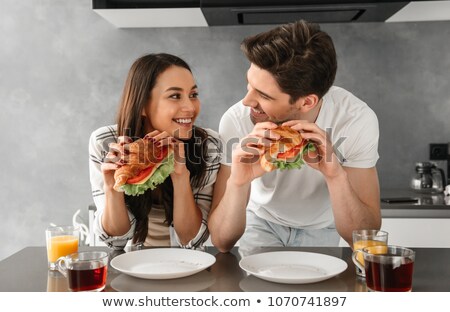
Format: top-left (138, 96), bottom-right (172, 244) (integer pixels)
top-left (259, 93), bottom-right (269, 100)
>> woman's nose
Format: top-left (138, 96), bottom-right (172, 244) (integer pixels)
top-left (181, 97), bottom-right (196, 112)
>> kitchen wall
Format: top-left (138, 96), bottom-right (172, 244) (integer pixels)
top-left (1, 0), bottom-right (449, 260)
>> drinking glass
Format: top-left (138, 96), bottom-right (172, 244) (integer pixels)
top-left (352, 229), bottom-right (388, 277)
top-left (46, 225), bottom-right (80, 270)
top-left (354, 245), bottom-right (415, 292)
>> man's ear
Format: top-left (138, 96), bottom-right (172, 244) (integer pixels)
top-left (295, 94), bottom-right (320, 112)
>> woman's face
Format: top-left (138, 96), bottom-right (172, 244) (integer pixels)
top-left (143, 65), bottom-right (200, 139)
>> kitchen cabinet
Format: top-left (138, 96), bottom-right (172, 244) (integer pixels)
top-left (381, 218), bottom-right (450, 248)
top-left (339, 218), bottom-right (450, 248)
top-left (338, 189), bottom-right (450, 248)
top-left (379, 189), bottom-right (450, 247)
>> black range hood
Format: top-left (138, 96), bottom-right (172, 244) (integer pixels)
top-left (92, 1), bottom-right (450, 27)
top-left (201, 0), bottom-right (409, 25)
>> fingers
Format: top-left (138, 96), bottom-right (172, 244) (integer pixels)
top-left (101, 153), bottom-right (121, 174)
top-left (155, 136), bottom-right (173, 148)
top-left (109, 135), bottom-right (131, 158)
top-left (302, 147), bottom-right (321, 165)
top-left (281, 120), bottom-right (304, 127)
top-left (250, 122), bottom-right (281, 141)
top-left (234, 136), bottom-right (266, 162)
top-left (144, 130), bottom-right (169, 143)
top-left (234, 145), bottom-right (265, 165)
top-left (253, 121), bottom-right (278, 131)
top-left (300, 132), bottom-right (327, 147)
top-left (117, 135), bottom-right (133, 145)
top-left (284, 121), bottom-right (327, 137)
top-left (103, 151), bottom-right (122, 165)
top-left (101, 162), bottom-right (120, 172)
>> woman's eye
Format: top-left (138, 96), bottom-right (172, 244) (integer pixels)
top-left (190, 92), bottom-right (199, 99)
top-left (169, 93), bottom-right (181, 99)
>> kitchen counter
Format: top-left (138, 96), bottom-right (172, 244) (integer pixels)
top-left (381, 188), bottom-right (450, 218)
top-left (1, 246), bottom-right (449, 292)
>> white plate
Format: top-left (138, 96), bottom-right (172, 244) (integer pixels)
top-left (239, 251), bottom-right (347, 284)
top-left (111, 270), bottom-right (216, 291)
top-left (110, 248), bottom-right (216, 279)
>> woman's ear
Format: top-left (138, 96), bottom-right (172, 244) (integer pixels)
top-left (141, 107), bottom-right (147, 117)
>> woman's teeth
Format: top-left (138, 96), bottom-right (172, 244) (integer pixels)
top-left (174, 118), bottom-right (192, 124)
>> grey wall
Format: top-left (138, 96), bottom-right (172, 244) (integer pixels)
top-left (1, 0), bottom-right (449, 260)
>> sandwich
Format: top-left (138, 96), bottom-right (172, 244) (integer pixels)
top-left (113, 137), bottom-right (174, 196)
top-left (260, 126), bottom-right (315, 172)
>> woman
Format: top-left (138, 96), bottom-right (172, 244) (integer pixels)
top-left (88, 53), bottom-right (222, 250)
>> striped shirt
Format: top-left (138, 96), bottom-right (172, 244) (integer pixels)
top-left (88, 125), bottom-right (222, 250)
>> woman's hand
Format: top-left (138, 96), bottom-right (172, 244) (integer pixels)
top-left (282, 120), bottom-right (345, 180)
top-left (230, 121), bottom-right (280, 186)
top-left (144, 131), bottom-right (189, 178)
top-left (102, 136), bottom-right (132, 190)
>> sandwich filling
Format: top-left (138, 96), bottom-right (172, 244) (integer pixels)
top-left (121, 152), bottom-right (174, 196)
top-left (260, 126), bottom-right (316, 172)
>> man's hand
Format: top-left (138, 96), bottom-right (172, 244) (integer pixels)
top-left (282, 120), bottom-right (345, 180)
top-left (229, 121), bottom-right (281, 186)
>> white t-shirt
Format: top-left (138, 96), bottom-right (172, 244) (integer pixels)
top-left (219, 86), bottom-right (379, 229)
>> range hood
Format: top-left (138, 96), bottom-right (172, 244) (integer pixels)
top-left (92, 0), bottom-right (450, 27)
top-left (201, 0), bottom-right (409, 25)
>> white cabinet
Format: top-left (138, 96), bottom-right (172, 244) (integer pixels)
top-left (381, 218), bottom-right (450, 248)
top-left (338, 218), bottom-right (450, 248)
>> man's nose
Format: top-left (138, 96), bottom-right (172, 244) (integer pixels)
top-left (242, 89), bottom-right (257, 108)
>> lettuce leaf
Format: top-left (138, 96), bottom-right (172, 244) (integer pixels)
top-left (273, 143), bottom-right (316, 171)
top-left (121, 153), bottom-right (175, 196)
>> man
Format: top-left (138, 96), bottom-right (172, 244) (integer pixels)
top-left (208, 20), bottom-right (381, 254)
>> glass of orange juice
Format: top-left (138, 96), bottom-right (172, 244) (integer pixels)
top-left (352, 229), bottom-right (388, 277)
top-left (46, 225), bottom-right (80, 270)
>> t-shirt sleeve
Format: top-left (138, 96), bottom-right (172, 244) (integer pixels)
top-left (218, 109), bottom-right (241, 166)
top-left (338, 109), bottom-right (380, 168)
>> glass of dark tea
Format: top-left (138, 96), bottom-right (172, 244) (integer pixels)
top-left (353, 245), bottom-right (415, 292)
top-left (56, 251), bottom-right (108, 292)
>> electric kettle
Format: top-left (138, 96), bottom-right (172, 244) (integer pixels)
top-left (410, 162), bottom-right (446, 193)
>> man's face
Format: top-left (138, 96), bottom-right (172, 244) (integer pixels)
top-left (243, 63), bottom-right (300, 125)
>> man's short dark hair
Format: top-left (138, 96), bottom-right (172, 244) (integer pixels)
top-left (241, 20), bottom-right (337, 103)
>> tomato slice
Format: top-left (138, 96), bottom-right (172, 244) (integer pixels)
top-left (127, 165), bottom-right (155, 184)
top-left (277, 142), bottom-right (304, 159)
top-left (126, 146), bottom-right (169, 184)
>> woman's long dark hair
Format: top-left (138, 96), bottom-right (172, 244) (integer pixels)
top-left (116, 53), bottom-right (208, 244)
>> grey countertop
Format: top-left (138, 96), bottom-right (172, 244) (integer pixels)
top-left (1, 246), bottom-right (449, 292)
top-left (381, 188), bottom-right (450, 218)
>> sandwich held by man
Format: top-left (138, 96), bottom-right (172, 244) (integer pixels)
top-left (260, 126), bottom-right (314, 172)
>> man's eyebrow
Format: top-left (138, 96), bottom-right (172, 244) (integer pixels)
top-left (255, 88), bottom-right (276, 100)
top-left (246, 71), bottom-right (276, 100)
top-left (164, 85), bottom-right (198, 92)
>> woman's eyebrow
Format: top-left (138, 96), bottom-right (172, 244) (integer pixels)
top-left (164, 85), bottom-right (198, 92)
